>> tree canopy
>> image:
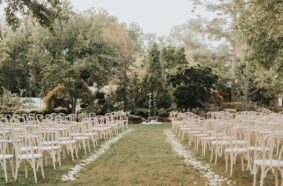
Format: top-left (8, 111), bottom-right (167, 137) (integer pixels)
top-left (0, 0), bottom-right (281, 115)
top-left (1, 0), bottom-right (62, 29)
top-left (168, 65), bottom-right (218, 111)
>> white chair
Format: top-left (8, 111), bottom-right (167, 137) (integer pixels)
top-left (14, 133), bottom-right (45, 183)
top-left (253, 133), bottom-right (283, 186)
top-left (0, 135), bottom-right (14, 182)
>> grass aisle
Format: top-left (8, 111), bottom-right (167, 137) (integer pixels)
top-left (61, 124), bottom-right (206, 186)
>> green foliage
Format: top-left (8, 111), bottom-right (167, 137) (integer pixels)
top-left (0, 88), bottom-right (22, 113)
top-left (168, 65), bottom-right (218, 110)
top-left (160, 46), bottom-right (188, 72)
top-left (81, 91), bottom-right (114, 115)
top-left (0, 0), bottom-right (281, 116)
top-left (142, 44), bottom-right (173, 115)
top-left (44, 78), bottom-right (92, 113)
top-left (236, 102), bottom-right (258, 112)
top-left (238, 0), bottom-right (283, 84)
top-left (1, 0), bottom-right (62, 29)
top-left (0, 7), bottom-right (140, 114)
top-left (15, 107), bottom-right (70, 115)
top-left (130, 108), bottom-right (149, 118)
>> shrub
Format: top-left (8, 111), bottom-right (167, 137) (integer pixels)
top-left (0, 88), bottom-right (22, 113)
top-left (236, 102), bottom-right (258, 111)
top-left (131, 108), bottom-right (149, 118)
top-left (157, 108), bottom-right (171, 117)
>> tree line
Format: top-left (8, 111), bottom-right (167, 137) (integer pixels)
top-left (0, 0), bottom-right (282, 115)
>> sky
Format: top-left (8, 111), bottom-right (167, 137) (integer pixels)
top-left (0, 0), bottom-right (216, 37)
top-left (70, 0), bottom-right (215, 36)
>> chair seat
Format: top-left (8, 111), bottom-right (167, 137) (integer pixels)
top-left (211, 140), bottom-right (247, 145)
top-left (59, 140), bottom-right (76, 145)
top-left (17, 153), bottom-right (42, 159)
top-left (59, 137), bottom-right (71, 141)
top-left (19, 146), bottom-right (39, 152)
top-left (248, 147), bottom-right (269, 151)
top-left (93, 127), bottom-right (110, 130)
top-left (73, 136), bottom-right (89, 140)
top-left (193, 134), bottom-right (209, 137)
top-left (201, 136), bottom-right (217, 140)
top-left (38, 146), bottom-right (60, 150)
top-left (187, 131), bottom-right (201, 134)
top-left (225, 147), bottom-right (248, 153)
top-left (0, 154), bottom-right (13, 159)
top-left (85, 132), bottom-right (97, 136)
top-left (254, 159), bottom-right (283, 167)
top-left (109, 124), bottom-right (118, 127)
top-left (42, 141), bottom-right (59, 145)
top-left (211, 140), bottom-right (230, 145)
top-left (70, 133), bottom-right (82, 137)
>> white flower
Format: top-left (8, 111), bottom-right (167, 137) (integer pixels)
top-left (164, 129), bottom-right (230, 186)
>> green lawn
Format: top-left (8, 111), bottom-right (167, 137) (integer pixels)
top-left (1, 124), bottom-right (206, 186)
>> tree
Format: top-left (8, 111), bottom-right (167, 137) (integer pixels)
top-left (167, 20), bottom-right (232, 90)
top-left (160, 46), bottom-right (188, 72)
top-left (168, 65), bottom-right (218, 111)
top-left (238, 0), bottom-right (283, 85)
top-left (1, 0), bottom-right (62, 29)
top-left (0, 5), bottom-right (146, 115)
top-left (142, 44), bottom-right (171, 115)
top-left (189, 0), bottom-right (282, 100)
top-left (44, 74), bottom-right (92, 113)
top-left (0, 30), bottom-right (30, 95)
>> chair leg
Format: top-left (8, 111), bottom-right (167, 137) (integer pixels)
top-left (10, 158), bottom-right (14, 178)
top-left (87, 140), bottom-right (91, 152)
top-left (45, 156), bottom-right (48, 167)
top-left (57, 150), bottom-right (61, 167)
top-left (25, 162), bottom-right (28, 178)
top-left (75, 145), bottom-right (79, 159)
top-left (83, 141), bottom-right (87, 155)
top-left (210, 147), bottom-right (214, 163)
top-left (230, 153), bottom-right (234, 176)
top-left (215, 148), bottom-right (218, 165)
top-left (3, 160), bottom-right (8, 182)
top-left (91, 137), bottom-right (96, 149)
top-left (225, 153), bottom-right (228, 173)
top-left (69, 147), bottom-right (74, 162)
top-left (32, 160), bottom-right (38, 183)
top-left (40, 159), bottom-right (45, 179)
top-left (253, 166), bottom-right (258, 186)
top-left (280, 171), bottom-right (283, 186)
top-left (260, 166), bottom-right (265, 186)
top-left (51, 152), bottom-right (56, 170)
top-left (14, 159), bottom-right (21, 181)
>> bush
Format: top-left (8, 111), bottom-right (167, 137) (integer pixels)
top-left (157, 108), bottom-right (171, 117)
top-left (131, 108), bottom-right (149, 118)
top-left (0, 88), bottom-right (22, 113)
top-left (236, 102), bottom-right (258, 111)
top-left (53, 107), bottom-right (69, 114)
top-left (14, 109), bottom-right (47, 115)
top-left (14, 107), bottom-right (70, 115)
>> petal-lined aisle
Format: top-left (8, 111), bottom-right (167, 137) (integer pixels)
top-left (65, 124), bottom-right (206, 186)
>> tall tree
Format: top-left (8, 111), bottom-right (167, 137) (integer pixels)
top-left (142, 44), bottom-right (171, 115)
top-left (238, 0), bottom-right (283, 86)
top-left (1, 0), bottom-right (62, 29)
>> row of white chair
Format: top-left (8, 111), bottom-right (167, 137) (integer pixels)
top-left (0, 111), bottom-right (128, 183)
top-left (171, 111), bottom-right (283, 186)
